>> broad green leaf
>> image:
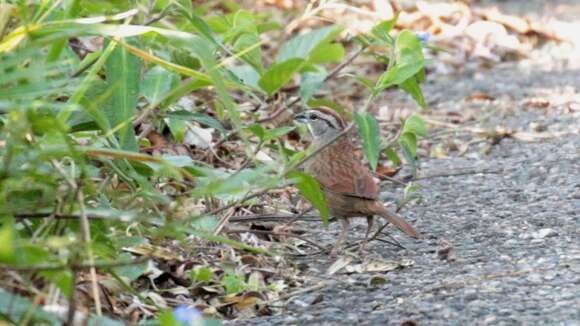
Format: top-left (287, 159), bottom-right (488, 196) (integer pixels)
top-left (0, 216), bottom-right (14, 263)
top-left (309, 42), bottom-right (345, 64)
top-left (39, 270), bottom-right (74, 297)
top-left (262, 126), bottom-right (295, 142)
top-left (278, 25), bottom-right (342, 62)
top-left (185, 30), bottom-right (241, 131)
top-left (167, 118), bottom-right (187, 143)
top-left (222, 271), bottom-right (245, 294)
top-left (165, 111), bottom-right (226, 134)
top-left (112, 253), bottom-right (149, 281)
top-left (300, 69), bottom-right (327, 102)
top-left (354, 112), bottom-right (381, 171)
top-left (398, 131), bottom-right (417, 175)
top-left (398, 132), bottom-right (417, 158)
top-left (142, 66), bottom-right (179, 104)
top-left (191, 266), bottom-right (214, 282)
top-left (403, 114), bottom-right (428, 137)
top-left (104, 37), bottom-right (142, 151)
top-left (257, 21), bottom-right (282, 34)
top-left (206, 15), bottom-right (231, 33)
top-left (400, 75), bottom-right (426, 108)
top-left (226, 10), bottom-right (258, 43)
top-left (375, 30), bottom-right (425, 92)
top-left (233, 33), bottom-right (262, 72)
top-left (247, 123), bottom-right (265, 140)
top-left (258, 58), bottom-right (304, 96)
top-left (229, 64), bottom-right (261, 89)
top-left (287, 171), bottom-right (329, 225)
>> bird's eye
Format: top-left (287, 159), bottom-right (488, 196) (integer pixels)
top-left (311, 115), bottom-right (319, 120)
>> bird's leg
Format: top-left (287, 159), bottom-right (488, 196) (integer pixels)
top-left (358, 216), bottom-right (374, 254)
top-left (330, 218), bottom-right (350, 257)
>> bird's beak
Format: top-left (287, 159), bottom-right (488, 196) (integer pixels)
top-left (294, 112), bottom-right (307, 122)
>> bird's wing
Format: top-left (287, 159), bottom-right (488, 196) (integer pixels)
top-left (305, 139), bottom-right (380, 200)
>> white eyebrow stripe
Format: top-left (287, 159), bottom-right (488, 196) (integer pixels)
top-left (310, 111), bottom-right (340, 129)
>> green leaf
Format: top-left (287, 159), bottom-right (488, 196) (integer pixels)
top-left (247, 123), bottom-right (265, 140)
top-left (142, 66), bottom-right (179, 104)
top-left (222, 271), bottom-right (245, 294)
top-left (278, 25), bottom-right (342, 62)
top-left (258, 58), bottom-right (304, 96)
top-left (112, 253), bottom-right (148, 281)
top-left (229, 64), bottom-right (261, 89)
top-left (157, 310), bottom-right (181, 326)
top-left (309, 43), bottom-right (345, 64)
top-left (287, 171), bottom-right (329, 225)
top-left (402, 114), bottom-right (428, 137)
top-left (191, 266), bottom-right (214, 282)
top-left (233, 33), bottom-right (262, 73)
top-left (165, 111), bottom-right (226, 134)
top-left (354, 112), bottom-right (381, 171)
top-left (186, 33), bottom-right (241, 131)
top-left (375, 30), bottom-right (425, 92)
top-left (384, 147), bottom-right (401, 166)
top-left (262, 126), bottom-right (295, 142)
top-left (371, 13), bottom-right (399, 42)
top-left (104, 37), bottom-right (142, 151)
top-left (39, 270), bottom-right (74, 297)
top-left (167, 118), bottom-right (187, 143)
top-left (398, 131), bottom-right (417, 175)
top-left (300, 69), bottom-right (327, 102)
top-left (400, 76), bottom-right (426, 108)
top-left (398, 132), bottom-right (417, 158)
top-left (0, 216), bottom-right (14, 263)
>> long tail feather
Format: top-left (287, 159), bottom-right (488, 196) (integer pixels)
top-left (373, 203), bottom-right (420, 239)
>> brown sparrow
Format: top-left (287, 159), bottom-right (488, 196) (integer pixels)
top-left (294, 107), bottom-right (419, 256)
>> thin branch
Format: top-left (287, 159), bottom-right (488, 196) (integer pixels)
top-left (206, 187), bottom-right (282, 222)
top-left (257, 46), bottom-right (367, 124)
top-left (15, 213), bottom-right (109, 220)
top-left (66, 269), bottom-right (78, 326)
top-left (77, 188), bottom-right (102, 316)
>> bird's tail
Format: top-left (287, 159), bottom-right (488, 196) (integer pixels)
top-left (373, 202), bottom-right (420, 239)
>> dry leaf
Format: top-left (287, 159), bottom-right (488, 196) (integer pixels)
top-left (326, 256), bottom-right (353, 275)
top-left (184, 125), bottom-right (214, 149)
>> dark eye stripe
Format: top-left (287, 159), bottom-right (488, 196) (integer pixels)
top-left (310, 111), bottom-right (339, 129)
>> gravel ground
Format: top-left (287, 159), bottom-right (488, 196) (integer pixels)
top-left (237, 2), bottom-right (580, 324)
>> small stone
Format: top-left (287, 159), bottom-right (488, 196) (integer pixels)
top-left (534, 228), bottom-right (558, 239)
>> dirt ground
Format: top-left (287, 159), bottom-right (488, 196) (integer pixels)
top-left (236, 1), bottom-right (580, 325)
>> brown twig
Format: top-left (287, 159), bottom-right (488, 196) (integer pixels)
top-left (65, 269), bottom-right (78, 326)
top-left (14, 213), bottom-right (115, 220)
top-left (229, 213), bottom-right (333, 223)
top-left (76, 188), bottom-right (102, 316)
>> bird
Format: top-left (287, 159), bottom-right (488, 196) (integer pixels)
top-left (294, 107), bottom-right (420, 257)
